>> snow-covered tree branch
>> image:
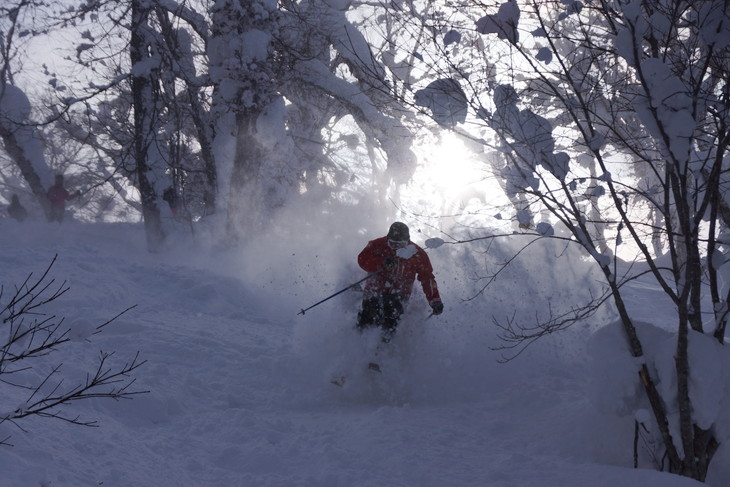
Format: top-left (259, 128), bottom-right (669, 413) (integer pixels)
top-left (383, 0), bottom-right (730, 481)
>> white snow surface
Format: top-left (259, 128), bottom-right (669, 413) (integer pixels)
top-left (0, 221), bottom-right (718, 486)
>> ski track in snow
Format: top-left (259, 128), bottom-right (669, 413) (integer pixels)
top-left (0, 221), bottom-right (708, 486)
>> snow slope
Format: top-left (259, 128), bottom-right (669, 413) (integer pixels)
top-left (0, 220), bottom-right (712, 486)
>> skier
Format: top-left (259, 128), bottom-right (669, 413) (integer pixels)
top-left (356, 221), bottom-right (443, 343)
top-left (162, 186), bottom-right (179, 216)
top-left (47, 174), bottom-right (80, 223)
top-left (7, 194), bottom-right (28, 222)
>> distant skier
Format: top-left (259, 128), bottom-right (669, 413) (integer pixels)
top-left (356, 221), bottom-right (443, 343)
top-left (162, 186), bottom-right (179, 216)
top-left (7, 194), bottom-right (28, 222)
top-left (47, 174), bottom-right (80, 223)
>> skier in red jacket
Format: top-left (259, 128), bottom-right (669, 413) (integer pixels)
top-left (356, 222), bottom-right (443, 342)
top-left (47, 174), bottom-right (80, 222)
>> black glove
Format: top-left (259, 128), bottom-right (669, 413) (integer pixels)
top-left (430, 299), bottom-right (444, 315)
top-left (382, 257), bottom-right (397, 271)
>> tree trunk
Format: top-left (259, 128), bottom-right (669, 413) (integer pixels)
top-left (0, 122), bottom-right (52, 219)
top-left (607, 276), bottom-right (683, 473)
top-left (226, 109), bottom-right (263, 242)
top-left (155, 7), bottom-right (217, 214)
top-left (130, 0), bottom-right (164, 252)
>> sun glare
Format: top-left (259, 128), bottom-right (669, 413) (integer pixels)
top-left (405, 131), bottom-right (500, 220)
top-left (424, 132), bottom-right (482, 192)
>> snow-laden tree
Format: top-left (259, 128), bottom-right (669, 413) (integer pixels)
top-left (0, 83), bottom-right (54, 220)
top-left (0, 0), bottom-right (164, 230)
top-left (386, 0), bottom-right (730, 481)
top-left (274, 0), bottom-right (419, 209)
top-left (0, 0), bottom-right (56, 220)
top-left (130, 0), bottom-right (166, 251)
top-left (3, 0), bottom-right (216, 238)
top-left (207, 0), bottom-right (281, 240)
top-left (2, 0), bottom-right (421, 244)
top-left (191, 0), bottom-right (425, 241)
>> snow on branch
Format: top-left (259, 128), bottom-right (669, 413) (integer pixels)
top-left (414, 78), bottom-right (468, 128)
top-left (476, 0), bottom-right (520, 44)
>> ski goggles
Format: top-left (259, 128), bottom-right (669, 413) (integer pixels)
top-left (388, 239), bottom-right (408, 249)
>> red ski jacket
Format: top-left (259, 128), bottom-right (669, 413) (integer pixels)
top-left (47, 185), bottom-right (72, 207)
top-left (358, 236), bottom-right (441, 304)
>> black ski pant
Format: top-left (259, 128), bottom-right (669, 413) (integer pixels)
top-left (356, 294), bottom-right (404, 343)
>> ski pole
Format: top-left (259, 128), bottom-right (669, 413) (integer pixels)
top-left (298, 271), bottom-right (379, 316)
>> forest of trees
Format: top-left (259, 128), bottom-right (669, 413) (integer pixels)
top-left (1, 0), bottom-right (425, 249)
top-left (2, 0), bottom-right (730, 482)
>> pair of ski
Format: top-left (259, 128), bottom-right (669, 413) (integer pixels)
top-left (330, 362), bottom-right (381, 387)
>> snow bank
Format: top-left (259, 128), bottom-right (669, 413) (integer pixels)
top-left (0, 218), bottom-right (719, 486)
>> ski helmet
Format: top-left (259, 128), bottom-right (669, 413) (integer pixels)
top-left (387, 222), bottom-right (410, 242)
